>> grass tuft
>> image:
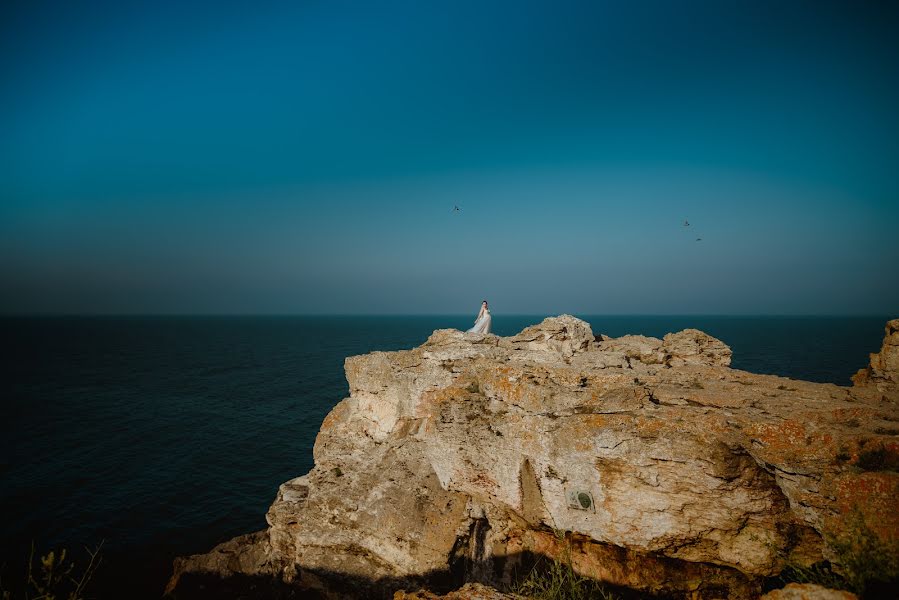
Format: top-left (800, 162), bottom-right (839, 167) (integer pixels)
top-left (828, 510), bottom-right (899, 596)
top-left (514, 530), bottom-right (617, 600)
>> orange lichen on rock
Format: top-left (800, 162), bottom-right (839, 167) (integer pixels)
top-left (745, 419), bottom-right (808, 458)
top-left (318, 397), bottom-right (353, 432)
top-left (831, 472), bottom-right (899, 543)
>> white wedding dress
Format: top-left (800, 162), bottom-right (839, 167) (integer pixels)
top-left (467, 309), bottom-right (492, 334)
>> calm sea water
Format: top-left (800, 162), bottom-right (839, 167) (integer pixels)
top-left (0, 315), bottom-right (889, 597)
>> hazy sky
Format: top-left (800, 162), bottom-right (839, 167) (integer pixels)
top-left (2, 0), bottom-right (897, 314)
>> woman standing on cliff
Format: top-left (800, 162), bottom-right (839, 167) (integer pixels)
top-left (467, 300), bottom-right (492, 334)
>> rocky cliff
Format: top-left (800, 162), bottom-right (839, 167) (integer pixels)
top-left (167, 317), bottom-right (899, 599)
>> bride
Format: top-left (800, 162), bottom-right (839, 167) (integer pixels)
top-left (467, 300), bottom-right (492, 334)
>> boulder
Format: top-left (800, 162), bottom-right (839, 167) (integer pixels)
top-left (394, 583), bottom-right (522, 600)
top-left (501, 315), bottom-right (594, 361)
top-left (663, 327), bottom-right (733, 367)
top-left (760, 583), bottom-right (857, 600)
top-left (597, 334), bottom-right (666, 365)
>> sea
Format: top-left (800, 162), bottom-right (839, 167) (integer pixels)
top-left (0, 315), bottom-right (890, 598)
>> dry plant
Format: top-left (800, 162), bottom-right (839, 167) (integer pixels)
top-left (1, 542), bottom-right (103, 600)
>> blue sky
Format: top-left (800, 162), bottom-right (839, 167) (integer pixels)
top-left (1, 0), bottom-right (897, 314)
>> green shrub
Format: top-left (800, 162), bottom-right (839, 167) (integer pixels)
top-left (828, 510), bottom-right (899, 596)
top-left (779, 510), bottom-right (899, 597)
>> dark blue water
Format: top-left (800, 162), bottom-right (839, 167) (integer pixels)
top-left (0, 315), bottom-right (889, 597)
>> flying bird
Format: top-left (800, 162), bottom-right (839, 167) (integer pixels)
top-left (696, 238), bottom-right (702, 242)
top-left (684, 220), bottom-right (690, 227)
top-left (452, 205), bottom-right (461, 213)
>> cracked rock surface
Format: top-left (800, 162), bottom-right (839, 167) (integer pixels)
top-left (167, 316), bottom-right (899, 599)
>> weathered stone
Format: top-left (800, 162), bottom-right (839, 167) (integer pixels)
top-left (164, 532), bottom-right (272, 596)
top-left (663, 327), bottom-right (733, 367)
top-left (501, 315), bottom-right (594, 362)
top-left (394, 582), bottom-right (523, 600)
top-left (759, 582), bottom-right (857, 600)
top-left (598, 334), bottom-right (666, 365)
top-left (168, 317), bottom-right (899, 599)
top-left (852, 318), bottom-right (899, 388)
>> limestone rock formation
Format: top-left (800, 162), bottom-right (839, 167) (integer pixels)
top-left (167, 316), bottom-right (899, 599)
top-left (852, 318), bottom-right (899, 388)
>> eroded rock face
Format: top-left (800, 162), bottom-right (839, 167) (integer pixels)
top-left (852, 319), bottom-right (899, 388)
top-left (168, 316), bottom-right (899, 599)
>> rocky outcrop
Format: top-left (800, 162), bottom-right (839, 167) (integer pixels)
top-left (167, 316), bottom-right (899, 599)
top-left (852, 319), bottom-right (899, 389)
top-left (597, 328), bottom-right (733, 369)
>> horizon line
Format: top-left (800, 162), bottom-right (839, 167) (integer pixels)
top-left (0, 312), bottom-right (893, 318)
